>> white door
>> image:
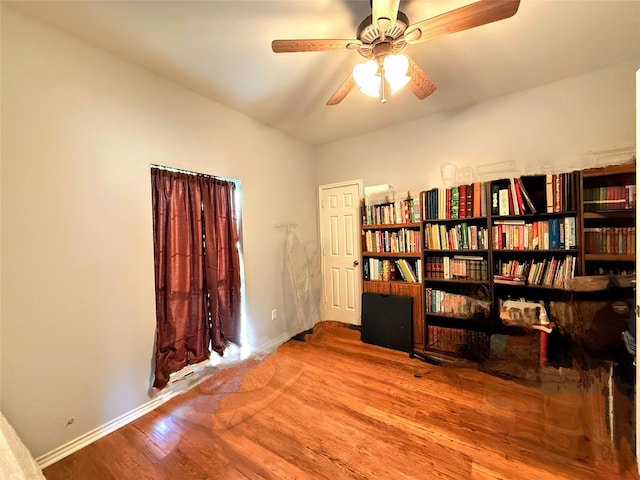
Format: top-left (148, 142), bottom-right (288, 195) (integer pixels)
top-left (319, 181), bottom-right (363, 325)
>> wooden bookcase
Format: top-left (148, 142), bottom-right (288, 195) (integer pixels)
top-left (420, 182), bottom-right (492, 361)
top-left (359, 160), bottom-right (636, 363)
top-left (361, 198), bottom-right (424, 353)
top-left (579, 161), bottom-right (636, 276)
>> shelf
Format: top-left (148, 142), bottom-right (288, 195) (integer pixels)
top-left (423, 277), bottom-right (489, 285)
top-left (584, 253), bottom-right (635, 262)
top-left (492, 282), bottom-right (570, 292)
top-left (423, 216), bottom-right (487, 223)
top-left (363, 222), bottom-right (421, 229)
top-left (363, 279), bottom-right (421, 286)
top-left (424, 313), bottom-right (491, 329)
top-left (362, 251), bottom-right (422, 258)
top-left (492, 211), bottom-right (578, 220)
top-left (424, 249), bottom-right (488, 254)
top-left (583, 210), bottom-right (635, 219)
top-left (492, 249), bottom-right (578, 254)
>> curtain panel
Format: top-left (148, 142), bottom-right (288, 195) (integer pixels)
top-left (151, 168), bottom-right (241, 389)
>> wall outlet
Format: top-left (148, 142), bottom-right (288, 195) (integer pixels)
top-left (271, 309), bottom-right (277, 321)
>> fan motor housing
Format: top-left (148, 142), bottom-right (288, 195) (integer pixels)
top-left (356, 12), bottom-right (409, 60)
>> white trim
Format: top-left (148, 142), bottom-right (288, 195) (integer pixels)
top-left (35, 392), bottom-right (177, 469)
top-left (318, 180), bottom-right (364, 323)
top-left (35, 329), bottom-right (302, 469)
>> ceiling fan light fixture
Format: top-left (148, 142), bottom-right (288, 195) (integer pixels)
top-left (383, 54), bottom-right (410, 94)
top-left (353, 60), bottom-right (381, 98)
top-left (353, 54), bottom-right (410, 100)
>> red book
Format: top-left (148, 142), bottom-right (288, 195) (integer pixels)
top-left (506, 183), bottom-right (515, 215)
top-left (459, 184), bottom-right (467, 218)
top-left (472, 182), bottom-right (482, 217)
top-left (512, 178), bottom-right (526, 214)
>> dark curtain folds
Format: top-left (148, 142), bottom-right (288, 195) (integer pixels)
top-left (151, 168), bottom-right (241, 389)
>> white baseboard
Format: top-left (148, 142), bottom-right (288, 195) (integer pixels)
top-left (36, 329), bottom-right (300, 469)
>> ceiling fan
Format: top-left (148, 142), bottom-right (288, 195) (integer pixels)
top-left (272, 0), bottom-right (520, 105)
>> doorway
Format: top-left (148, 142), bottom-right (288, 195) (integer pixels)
top-left (319, 180), bottom-right (363, 325)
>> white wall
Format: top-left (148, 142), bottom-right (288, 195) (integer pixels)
top-left (0, 6), bottom-right (317, 458)
top-left (315, 60), bottom-right (638, 192)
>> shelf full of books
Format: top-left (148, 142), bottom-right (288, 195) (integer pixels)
top-left (422, 182), bottom-right (487, 220)
top-left (493, 254), bottom-right (577, 289)
top-left (424, 255), bottom-right (488, 282)
top-left (363, 257), bottom-right (422, 283)
top-left (362, 197), bottom-right (421, 225)
top-left (425, 287), bottom-right (491, 322)
top-left (424, 221), bottom-right (489, 251)
top-left (492, 217), bottom-right (577, 251)
top-left (491, 173), bottom-right (578, 217)
top-left (363, 226), bottom-right (421, 254)
top-left (579, 159), bottom-right (636, 275)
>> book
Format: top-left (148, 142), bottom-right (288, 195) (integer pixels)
top-left (548, 218), bottom-right (560, 249)
top-left (509, 178), bottom-right (521, 215)
top-left (516, 177), bottom-right (537, 213)
top-left (459, 184), bottom-right (467, 218)
top-left (545, 174), bottom-right (554, 213)
top-left (473, 182), bottom-right (482, 217)
top-left (491, 183), bottom-right (500, 215)
top-left (498, 188), bottom-right (509, 215)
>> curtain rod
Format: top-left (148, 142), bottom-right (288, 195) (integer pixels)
top-left (150, 164), bottom-right (239, 184)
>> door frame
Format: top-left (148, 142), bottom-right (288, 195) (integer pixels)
top-left (318, 179), bottom-right (364, 323)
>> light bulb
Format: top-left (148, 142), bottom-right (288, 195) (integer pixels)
top-left (353, 60), bottom-right (381, 98)
top-left (383, 54), bottom-right (410, 94)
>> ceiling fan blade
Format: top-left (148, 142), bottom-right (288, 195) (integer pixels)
top-left (327, 74), bottom-right (356, 106)
top-left (406, 55), bottom-right (436, 100)
top-left (372, 0), bottom-right (400, 35)
top-left (404, 0), bottom-right (520, 45)
top-left (272, 39), bottom-right (362, 53)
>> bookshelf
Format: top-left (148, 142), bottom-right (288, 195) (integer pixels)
top-left (359, 160), bottom-right (636, 363)
top-left (420, 182), bottom-right (492, 361)
top-left (579, 160), bottom-right (636, 276)
top-left (488, 173), bottom-right (581, 350)
top-left (361, 196), bottom-right (424, 353)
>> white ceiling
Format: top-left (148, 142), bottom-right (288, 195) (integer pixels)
top-left (7, 0), bottom-right (640, 146)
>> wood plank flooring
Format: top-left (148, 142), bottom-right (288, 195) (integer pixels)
top-left (44, 321), bottom-right (639, 479)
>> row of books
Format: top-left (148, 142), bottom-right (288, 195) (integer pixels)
top-left (425, 288), bottom-right (490, 319)
top-left (583, 185), bottom-right (636, 212)
top-left (362, 197), bottom-right (421, 225)
top-left (493, 255), bottom-right (576, 288)
top-left (363, 228), bottom-right (420, 254)
top-left (424, 223), bottom-right (489, 251)
top-left (492, 217), bottom-right (576, 250)
top-left (584, 227), bottom-right (636, 255)
top-left (424, 256), bottom-right (488, 281)
top-left (363, 258), bottom-right (422, 282)
top-left (491, 173), bottom-right (577, 216)
top-left (426, 325), bottom-right (490, 357)
top-left (422, 182), bottom-right (487, 220)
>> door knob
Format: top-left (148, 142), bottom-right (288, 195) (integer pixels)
top-left (353, 260), bottom-right (360, 267)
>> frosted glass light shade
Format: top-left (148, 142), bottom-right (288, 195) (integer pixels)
top-left (383, 54), bottom-right (410, 94)
top-left (352, 54), bottom-right (410, 99)
top-left (353, 60), bottom-right (380, 98)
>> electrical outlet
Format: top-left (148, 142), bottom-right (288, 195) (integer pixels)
top-left (271, 309), bottom-right (277, 321)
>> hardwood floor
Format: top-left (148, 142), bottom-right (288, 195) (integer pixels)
top-left (44, 321), bottom-right (639, 479)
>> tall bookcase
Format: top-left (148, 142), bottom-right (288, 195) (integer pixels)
top-left (361, 198), bottom-right (424, 353)
top-left (420, 183), bottom-right (492, 360)
top-left (359, 159), bottom-right (636, 362)
top-left (579, 161), bottom-right (636, 276)
top-left (489, 173), bottom-right (580, 346)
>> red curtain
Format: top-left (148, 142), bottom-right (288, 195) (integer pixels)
top-left (151, 168), bottom-right (241, 389)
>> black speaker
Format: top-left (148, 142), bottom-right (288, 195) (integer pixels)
top-left (361, 292), bottom-right (412, 353)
